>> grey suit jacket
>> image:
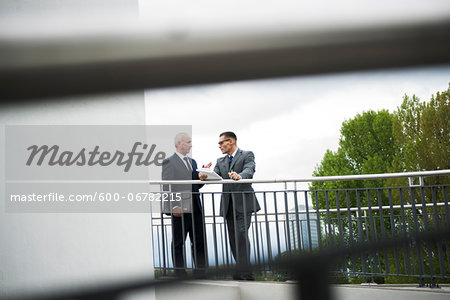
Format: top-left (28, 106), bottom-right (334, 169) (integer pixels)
top-left (214, 149), bottom-right (261, 216)
top-left (161, 153), bottom-right (203, 215)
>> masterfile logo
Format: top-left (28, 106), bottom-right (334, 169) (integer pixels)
top-left (6, 125), bottom-right (190, 180)
top-left (26, 142), bottom-right (166, 172)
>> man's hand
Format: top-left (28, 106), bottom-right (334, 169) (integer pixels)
top-left (228, 171), bottom-right (241, 181)
top-left (199, 162), bottom-right (212, 180)
top-left (172, 206), bottom-right (182, 217)
top-left (202, 162), bottom-right (212, 168)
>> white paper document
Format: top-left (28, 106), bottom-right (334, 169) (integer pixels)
top-left (197, 168), bottom-right (223, 180)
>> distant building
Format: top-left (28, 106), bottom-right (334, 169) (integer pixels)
top-left (288, 204), bottom-right (319, 250)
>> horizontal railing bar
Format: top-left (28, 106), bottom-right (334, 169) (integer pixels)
top-left (8, 170), bottom-right (447, 184)
top-left (149, 169), bottom-right (450, 185)
top-left (315, 202), bottom-right (447, 214)
top-left (151, 202), bottom-right (447, 220)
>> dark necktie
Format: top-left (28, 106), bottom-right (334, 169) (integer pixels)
top-left (183, 157), bottom-right (192, 172)
top-left (228, 155), bottom-right (233, 169)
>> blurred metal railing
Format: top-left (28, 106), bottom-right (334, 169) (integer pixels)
top-left (150, 170), bottom-right (450, 286)
top-left (1, 18), bottom-right (450, 101)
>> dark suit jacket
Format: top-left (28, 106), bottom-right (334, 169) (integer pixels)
top-left (161, 153), bottom-right (203, 215)
top-left (214, 148), bottom-right (261, 216)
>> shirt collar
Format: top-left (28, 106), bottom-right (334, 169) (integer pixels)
top-left (229, 148), bottom-right (238, 158)
top-left (175, 151), bottom-right (189, 160)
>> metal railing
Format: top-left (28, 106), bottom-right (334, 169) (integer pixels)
top-left (150, 170), bottom-right (450, 286)
top-left (6, 170), bottom-right (449, 300)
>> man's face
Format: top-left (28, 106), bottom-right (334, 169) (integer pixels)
top-left (178, 135), bottom-right (192, 156)
top-left (218, 135), bottom-right (233, 154)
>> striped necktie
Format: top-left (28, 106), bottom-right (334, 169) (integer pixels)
top-left (183, 157), bottom-right (192, 171)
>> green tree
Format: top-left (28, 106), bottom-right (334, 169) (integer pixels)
top-left (386, 87), bottom-right (449, 285)
top-left (390, 85), bottom-right (449, 186)
top-left (311, 109), bottom-right (398, 209)
top-left (340, 110), bottom-right (398, 175)
top-left (309, 85), bottom-right (450, 284)
top-left (310, 110), bottom-right (399, 276)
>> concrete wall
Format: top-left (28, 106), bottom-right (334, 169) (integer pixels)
top-left (0, 95), bottom-right (154, 298)
top-left (0, 2), bottom-right (154, 298)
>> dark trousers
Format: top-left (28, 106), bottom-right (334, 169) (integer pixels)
top-left (171, 204), bottom-right (206, 276)
top-left (226, 200), bottom-right (252, 275)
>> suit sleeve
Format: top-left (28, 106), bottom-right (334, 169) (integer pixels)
top-left (239, 151), bottom-right (255, 179)
top-left (161, 159), bottom-right (174, 192)
top-left (161, 159), bottom-right (176, 215)
top-left (192, 159), bottom-right (204, 189)
top-left (214, 160), bottom-right (221, 175)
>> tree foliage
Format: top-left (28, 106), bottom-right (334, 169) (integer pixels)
top-left (308, 85), bottom-right (450, 283)
top-left (312, 84), bottom-right (450, 201)
top-left (391, 85), bottom-right (449, 178)
top-left (311, 109), bottom-right (397, 209)
top-left (340, 110), bottom-right (398, 174)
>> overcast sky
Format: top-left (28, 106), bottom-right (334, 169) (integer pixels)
top-left (145, 65), bottom-right (450, 190)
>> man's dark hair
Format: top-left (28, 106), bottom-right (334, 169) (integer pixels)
top-left (220, 131), bottom-right (237, 141)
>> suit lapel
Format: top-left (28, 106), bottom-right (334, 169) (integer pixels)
top-left (173, 153), bottom-right (191, 176)
top-left (229, 149), bottom-right (241, 171)
top-left (218, 156), bottom-right (229, 177)
top-left (189, 157), bottom-right (196, 171)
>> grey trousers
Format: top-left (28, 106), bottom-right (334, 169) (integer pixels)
top-left (225, 200), bottom-right (252, 273)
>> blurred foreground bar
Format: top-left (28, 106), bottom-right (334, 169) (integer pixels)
top-left (1, 18), bottom-right (450, 100)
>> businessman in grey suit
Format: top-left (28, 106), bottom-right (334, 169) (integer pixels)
top-left (162, 133), bottom-right (206, 278)
top-left (200, 131), bottom-right (260, 280)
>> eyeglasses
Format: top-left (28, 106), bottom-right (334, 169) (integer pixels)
top-left (218, 139), bottom-right (231, 145)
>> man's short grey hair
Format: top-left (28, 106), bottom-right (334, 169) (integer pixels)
top-left (174, 132), bottom-right (190, 147)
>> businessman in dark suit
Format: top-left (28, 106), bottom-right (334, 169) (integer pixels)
top-left (200, 131), bottom-right (260, 280)
top-left (162, 133), bottom-right (206, 278)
